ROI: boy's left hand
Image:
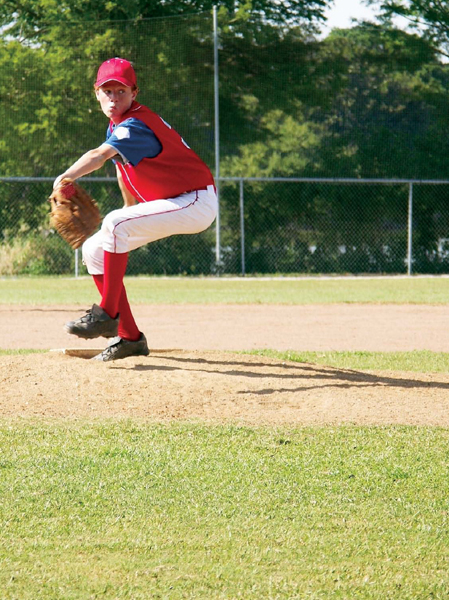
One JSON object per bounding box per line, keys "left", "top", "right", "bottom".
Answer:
{"left": 48, "top": 178, "right": 102, "bottom": 249}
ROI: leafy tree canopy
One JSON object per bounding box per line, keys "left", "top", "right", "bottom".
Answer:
{"left": 317, "top": 24, "right": 449, "bottom": 178}
{"left": 223, "top": 23, "right": 449, "bottom": 180}
{"left": 223, "top": 107, "right": 324, "bottom": 177}
{"left": 367, "top": 0, "right": 449, "bottom": 58}
{"left": 0, "top": 0, "right": 329, "bottom": 42}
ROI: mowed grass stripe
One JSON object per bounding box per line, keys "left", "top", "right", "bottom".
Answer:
{"left": 0, "top": 422, "right": 448, "bottom": 599}
{"left": 1, "top": 275, "right": 449, "bottom": 304}
{"left": 248, "top": 349, "right": 449, "bottom": 373}
{"left": 2, "top": 348, "right": 449, "bottom": 373}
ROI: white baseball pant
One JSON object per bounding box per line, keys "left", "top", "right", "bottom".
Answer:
{"left": 82, "top": 185, "right": 217, "bottom": 275}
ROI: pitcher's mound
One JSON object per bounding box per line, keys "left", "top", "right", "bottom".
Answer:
{"left": 1, "top": 350, "right": 448, "bottom": 426}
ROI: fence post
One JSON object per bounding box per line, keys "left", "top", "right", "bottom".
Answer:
{"left": 75, "top": 248, "right": 79, "bottom": 278}
{"left": 239, "top": 178, "right": 245, "bottom": 276}
{"left": 407, "top": 182, "right": 413, "bottom": 275}
{"left": 213, "top": 5, "right": 221, "bottom": 267}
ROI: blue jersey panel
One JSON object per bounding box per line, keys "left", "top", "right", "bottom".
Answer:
{"left": 105, "top": 118, "right": 162, "bottom": 166}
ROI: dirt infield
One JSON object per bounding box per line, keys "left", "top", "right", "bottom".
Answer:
{"left": 1, "top": 303, "right": 449, "bottom": 426}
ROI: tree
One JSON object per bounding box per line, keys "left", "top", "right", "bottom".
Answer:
{"left": 0, "top": 14, "right": 218, "bottom": 176}
{"left": 221, "top": 23, "right": 449, "bottom": 180}
{"left": 0, "top": 0, "right": 329, "bottom": 41}
{"left": 315, "top": 24, "right": 449, "bottom": 179}
{"left": 218, "top": 23, "right": 449, "bottom": 273}
{"left": 0, "top": 1, "right": 330, "bottom": 178}
{"left": 367, "top": 0, "right": 449, "bottom": 59}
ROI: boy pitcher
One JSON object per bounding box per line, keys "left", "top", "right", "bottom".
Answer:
{"left": 55, "top": 57, "right": 217, "bottom": 361}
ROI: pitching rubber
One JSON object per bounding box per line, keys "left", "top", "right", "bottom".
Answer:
{"left": 50, "top": 348, "right": 180, "bottom": 359}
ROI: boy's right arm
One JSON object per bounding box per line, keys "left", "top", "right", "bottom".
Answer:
{"left": 53, "top": 144, "right": 117, "bottom": 189}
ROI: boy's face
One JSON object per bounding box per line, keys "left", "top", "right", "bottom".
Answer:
{"left": 95, "top": 81, "right": 137, "bottom": 123}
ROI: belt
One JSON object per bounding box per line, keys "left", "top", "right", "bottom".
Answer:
{"left": 184, "top": 186, "right": 209, "bottom": 194}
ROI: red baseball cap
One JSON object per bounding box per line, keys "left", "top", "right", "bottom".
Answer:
{"left": 95, "top": 57, "right": 137, "bottom": 88}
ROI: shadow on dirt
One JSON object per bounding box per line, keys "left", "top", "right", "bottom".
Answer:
{"left": 110, "top": 353, "right": 449, "bottom": 395}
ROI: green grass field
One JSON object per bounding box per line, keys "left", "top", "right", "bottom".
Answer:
{"left": 2, "top": 347, "right": 449, "bottom": 372}
{"left": 1, "top": 274, "right": 449, "bottom": 304}
{"left": 1, "top": 422, "right": 449, "bottom": 599}
{"left": 1, "top": 276, "right": 449, "bottom": 598}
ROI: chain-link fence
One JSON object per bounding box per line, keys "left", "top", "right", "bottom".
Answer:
{"left": 2, "top": 10, "right": 449, "bottom": 278}
{"left": 220, "top": 178, "right": 449, "bottom": 276}
{"left": 2, "top": 176, "right": 449, "bottom": 276}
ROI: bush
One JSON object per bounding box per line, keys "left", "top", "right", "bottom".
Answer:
{"left": 0, "top": 233, "right": 75, "bottom": 275}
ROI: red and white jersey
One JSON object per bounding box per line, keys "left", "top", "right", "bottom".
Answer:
{"left": 106, "top": 102, "right": 215, "bottom": 202}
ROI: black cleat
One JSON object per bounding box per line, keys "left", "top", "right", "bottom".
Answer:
{"left": 92, "top": 333, "right": 150, "bottom": 362}
{"left": 65, "top": 304, "right": 119, "bottom": 339}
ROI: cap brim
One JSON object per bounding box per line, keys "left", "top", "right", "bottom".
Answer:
{"left": 95, "top": 76, "right": 135, "bottom": 88}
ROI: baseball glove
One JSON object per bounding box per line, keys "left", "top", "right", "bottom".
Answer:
{"left": 49, "top": 178, "right": 101, "bottom": 249}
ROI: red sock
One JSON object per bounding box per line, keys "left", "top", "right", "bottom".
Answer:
{"left": 117, "top": 286, "right": 140, "bottom": 341}
{"left": 100, "top": 251, "right": 128, "bottom": 319}
{"left": 93, "top": 271, "right": 140, "bottom": 341}
{"left": 93, "top": 274, "right": 104, "bottom": 296}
